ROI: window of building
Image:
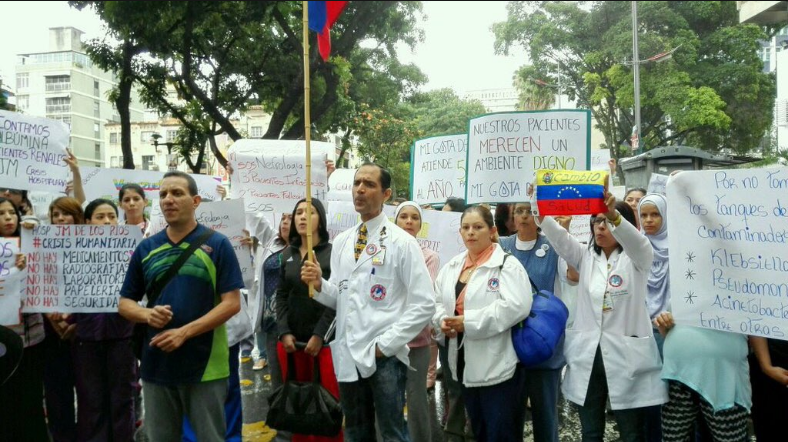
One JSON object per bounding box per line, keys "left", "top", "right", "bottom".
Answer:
{"left": 142, "top": 155, "right": 155, "bottom": 171}
{"left": 251, "top": 126, "right": 263, "bottom": 138}
{"left": 95, "top": 144, "right": 102, "bottom": 161}
{"left": 141, "top": 131, "right": 155, "bottom": 143}
{"left": 45, "top": 97, "right": 71, "bottom": 114}
{"left": 16, "top": 73, "right": 28, "bottom": 89}
{"left": 17, "top": 95, "right": 29, "bottom": 111}
{"left": 45, "top": 75, "right": 71, "bottom": 92}
{"left": 111, "top": 156, "right": 120, "bottom": 168}
{"left": 94, "top": 101, "right": 100, "bottom": 118}
{"left": 94, "top": 80, "right": 100, "bottom": 97}
{"left": 166, "top": 130, "right": 178, "bottom": 142}
{"left": 47, "top": 114, "right": 71, "bottom": 126}
{"left": 110, "top": 132, "right": 119, "bottom": 144}
{"left": 94, "top": 123, "right": 100, "bottom": 139}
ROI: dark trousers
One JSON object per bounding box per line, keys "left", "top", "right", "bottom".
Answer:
{"left": 73, "top": 339, "right": 137, "bottom": 442}
{"left": 462, "top": 364, "right": 528, "bottom": 442}
{"left": 0, "top": 341, "right": 49, "bottom": 442}
{"left": 578, "top": 346, "right": 645, "bottom": 442}
{"left": 749, "top": 353, "right": 788, "bottom": 442}
{"left": 438, "top": 344, "right": 473, "bottom": 440}
{"left": 338, "top": 356, "right": 408, "bottom": 442}
{"left": 43, "top": 331, "right": 77, "bottom": 442}
{"left": 523, "top": 368, "right": 561, "bottom": 442}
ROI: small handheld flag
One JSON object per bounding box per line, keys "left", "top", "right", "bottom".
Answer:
{"left": 536, "top": 169, "right": 609, "bottom": 216}
{"left": 308, "top": 1, "right": 349, "bottom": 62}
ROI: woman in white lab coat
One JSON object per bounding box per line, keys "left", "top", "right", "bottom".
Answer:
{"left": 538, "top": 192, "right": 667, "bottom": 442}
{"left": 433, "top": 205, "right": 532, "bottom": 442}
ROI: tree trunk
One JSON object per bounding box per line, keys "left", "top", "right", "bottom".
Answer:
{"left": 119, "top": 38, "right": 135, "bottom": 170}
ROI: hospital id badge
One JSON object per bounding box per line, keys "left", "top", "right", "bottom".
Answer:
{"left": 602, "top": 292, "right": 614, "bottom": 312}
{"left": 372, "top": 246, "right": 386, "bottom": 266}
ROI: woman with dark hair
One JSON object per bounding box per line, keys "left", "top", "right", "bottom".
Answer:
{"left": 624, "top": 188, "right": 647, "bottom": 229}
{"left": 442, "top": 197, "right": 466, "bottom": 213}
{"left": 538, "top": 193, "right": 667, "bottom": 441}
{"left": 119, "top": 183, "right": 148, "bottom": 233}
{"left": 69, "top": 199, "right": 136, "bottom": 442}
{"left": 42, "top": 196, "right": 85, "bottom": 442}
{"left": 494, "top": 203, "right": 515, "bottom": 237}
{"left": 274, "top": 198, "right": 339, "bottom": 442}
{"left": 0, "top": 197, "right": 49, "bottom": 441}
{"left": 433, "top": 205, "right": 532, "bottom": 441}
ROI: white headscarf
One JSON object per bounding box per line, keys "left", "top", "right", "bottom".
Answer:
{"left": 394, "top": 201, "right": 423, "bottom": 222}
{"left": 638, "top": 193, "right": 669, "bottom": 318}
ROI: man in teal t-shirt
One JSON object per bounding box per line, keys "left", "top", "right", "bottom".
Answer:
{"left": 119, "top": 171, "right": 243, "bottom": 442}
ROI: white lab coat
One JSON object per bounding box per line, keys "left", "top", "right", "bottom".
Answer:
{"left": 540, "top": 216, "right": 668, "bottom": 410}
{"left": 315, "top": 212, "right": 436, "bottom": 382}
{"left": 432, "top": 245, "right": 532, "bottom": 387}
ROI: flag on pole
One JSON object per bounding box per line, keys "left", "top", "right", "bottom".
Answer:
{"left": 536, "top": 169, "right": 609, "bottom": 216}
{"left": 308, "top": 1, "right": 349, "bottom": 61}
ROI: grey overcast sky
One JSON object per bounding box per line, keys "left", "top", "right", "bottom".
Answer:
{"left": 0, "top": 1, "right": 526, "bottom": 94}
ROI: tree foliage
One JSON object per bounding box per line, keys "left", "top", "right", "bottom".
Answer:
{"left": 494, "top": 1, "right": 775, "bottom": 163}
{"left": 0, "top": 79, "right": 8, "bottom": 111}
{"left": 71, "top": 1, "right": 427, "bottom": 172}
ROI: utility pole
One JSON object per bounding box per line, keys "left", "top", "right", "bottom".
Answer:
{"left": 632, "top": 1, "right": 642, "bottom": 154}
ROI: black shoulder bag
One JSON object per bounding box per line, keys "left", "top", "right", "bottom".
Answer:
{"left": 131, "top": 229, "right": 215, "bottom": 359}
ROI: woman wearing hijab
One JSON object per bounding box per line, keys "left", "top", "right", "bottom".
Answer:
{"left": 394, "top": 201, "right": 440, "bottom": 442}
{"left": 650, "top": 191, "right": 752, "bottom": 441}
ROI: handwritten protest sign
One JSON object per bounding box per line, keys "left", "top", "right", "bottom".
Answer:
{"left": 411, "top": 134, "right": 467, "bottom": 205}
{"left": 0, "top": 110, "right": 70, "bottom": 193}
{"left": 227, "top": 139, "right": 333, "bottom": 213}
{"left": 327, "top": 168, "right": 355, "bottom": 202}
{"left": 568, "top": 215, "right": 592, "bottom": 244}
{"left": 327, "top": 201, "right": 465, "bottom": 267}
{"left": 148, "top": 199, "right": 254, "bottom": 286}
{"left": 466, "top": 110, "right": 590, "bottom": 204}
{"left": 590, "top": 149, "right": 611, "bottom": 172}
{"left": 535, "top": 170, "right": 608, "bottom": 216}
{"left": 80, "top": 166, "right": 222, "bottom": 213}
{"left": 668, "top": 169, "right": 788, "bottom": 341}
{"left": 648, "top": 173, "right": 669, "bottom": 195}
{"left": 21, "top": 225, "right": 142, "bottom": 313}
{"left": 0, "top": 239, "right": 22, "bottom": 326}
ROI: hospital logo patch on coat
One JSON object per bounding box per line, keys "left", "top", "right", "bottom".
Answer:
{"left": 608, "top": 274, "right": 623, "bottom": 287}
{"left": 487, "top": 278, "right": 500, "bottom": 291}
{"left": 370, "top": 284, "right": 387, "bottom": 301}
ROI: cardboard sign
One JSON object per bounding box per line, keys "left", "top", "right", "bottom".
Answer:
{"left": 227, "top": 139, "right": 333, "bottom": 213}
{"left": 0, "top": 110, "right": 70, "bottom": 193}
{"left": 80, "top": 166, "right": 222, "bottom": 209}
{"left": 466, "top": 110, "right": 590, "bottom": 204}
{"left": 410, "top": 134, "right": 467, "bottom": 205}
{"left": 668, "top": 169, "right": 788, "bottom": 341}
{"left": 327, "top": 201, "right": 465, "bottom": 268}
{"left": 21, "top": 225, "right": 143, "bottom": 313}
{"left": 148, "top": 199, "right": 254, "bottom": 287}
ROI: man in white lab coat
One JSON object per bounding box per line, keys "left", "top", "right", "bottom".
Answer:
{"left": 302, "top": 163, "right": 435, "bottom": 442}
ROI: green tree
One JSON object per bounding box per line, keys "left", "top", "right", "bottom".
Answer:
{"left": 408, "top": 88, "right": 487, "bottom": 135}
{"left": 494, "top": 1, "right": 775, "bottom": 166}
{"left": 513, "top": 65, "right": 556, "bottom": 111}
{"left": 0, "top": 79, "right": 8, "bottom": 111}
{"left": 72, "top": 1, "right": 426, "bottom": 172}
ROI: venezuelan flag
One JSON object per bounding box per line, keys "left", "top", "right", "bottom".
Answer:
{"left": 536, "top": 169, "right": 608, "bottom": 216}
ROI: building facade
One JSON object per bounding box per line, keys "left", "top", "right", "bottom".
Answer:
{"left": 14, "top": 27, "right": 145, "bottom": 167}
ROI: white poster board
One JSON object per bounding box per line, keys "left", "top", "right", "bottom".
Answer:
{"left": 0, "top": 238, "right": 23, "bottom": 326}
{"left": 21, "top": 225, "right": 143, "bottom": 313}
{"left": 327, "top": 201, "right": 465, "bottom": 268}
{"left": 648, "top": 173, "right": 669, "bottom": 195}
{"left": 327, "top": 168, "right": 355, "bottom": 202}
{"left": 80, "top": 166, "right": 222, "bottom": 208}
{"left": 148, "top": 199, "right": 254, "bottom": 287}
{"left": 227, "top": 139, "right": 333, "bottom": 213}
{"left": 466, "top": 110, "right": 590, "bottom": 204}
{"left": 568, "top": 215, "right": 592, "bottom": 244}
{"left": 667, "top": 169, "right": 788, "bottom": 340}
{"left": 590, "top": 149, "right": 612, "bottom": 172}
{"left": 0, "top": 110, "right": 71, "bottom": 193}
{"left": 410, "top": 134, "right": 467, "bottom": 205}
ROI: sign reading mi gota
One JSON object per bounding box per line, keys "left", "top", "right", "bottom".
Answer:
{"left": 21, "top": 224, "right": 143, "bottom": 313}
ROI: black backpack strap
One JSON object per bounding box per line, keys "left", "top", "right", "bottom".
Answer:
{"left": 147, "top": 228, "right": 215, "bottom": 306}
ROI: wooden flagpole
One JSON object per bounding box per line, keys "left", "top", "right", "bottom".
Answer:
{"left": 303, "top": 1, "right": 315, "bottom": 297}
